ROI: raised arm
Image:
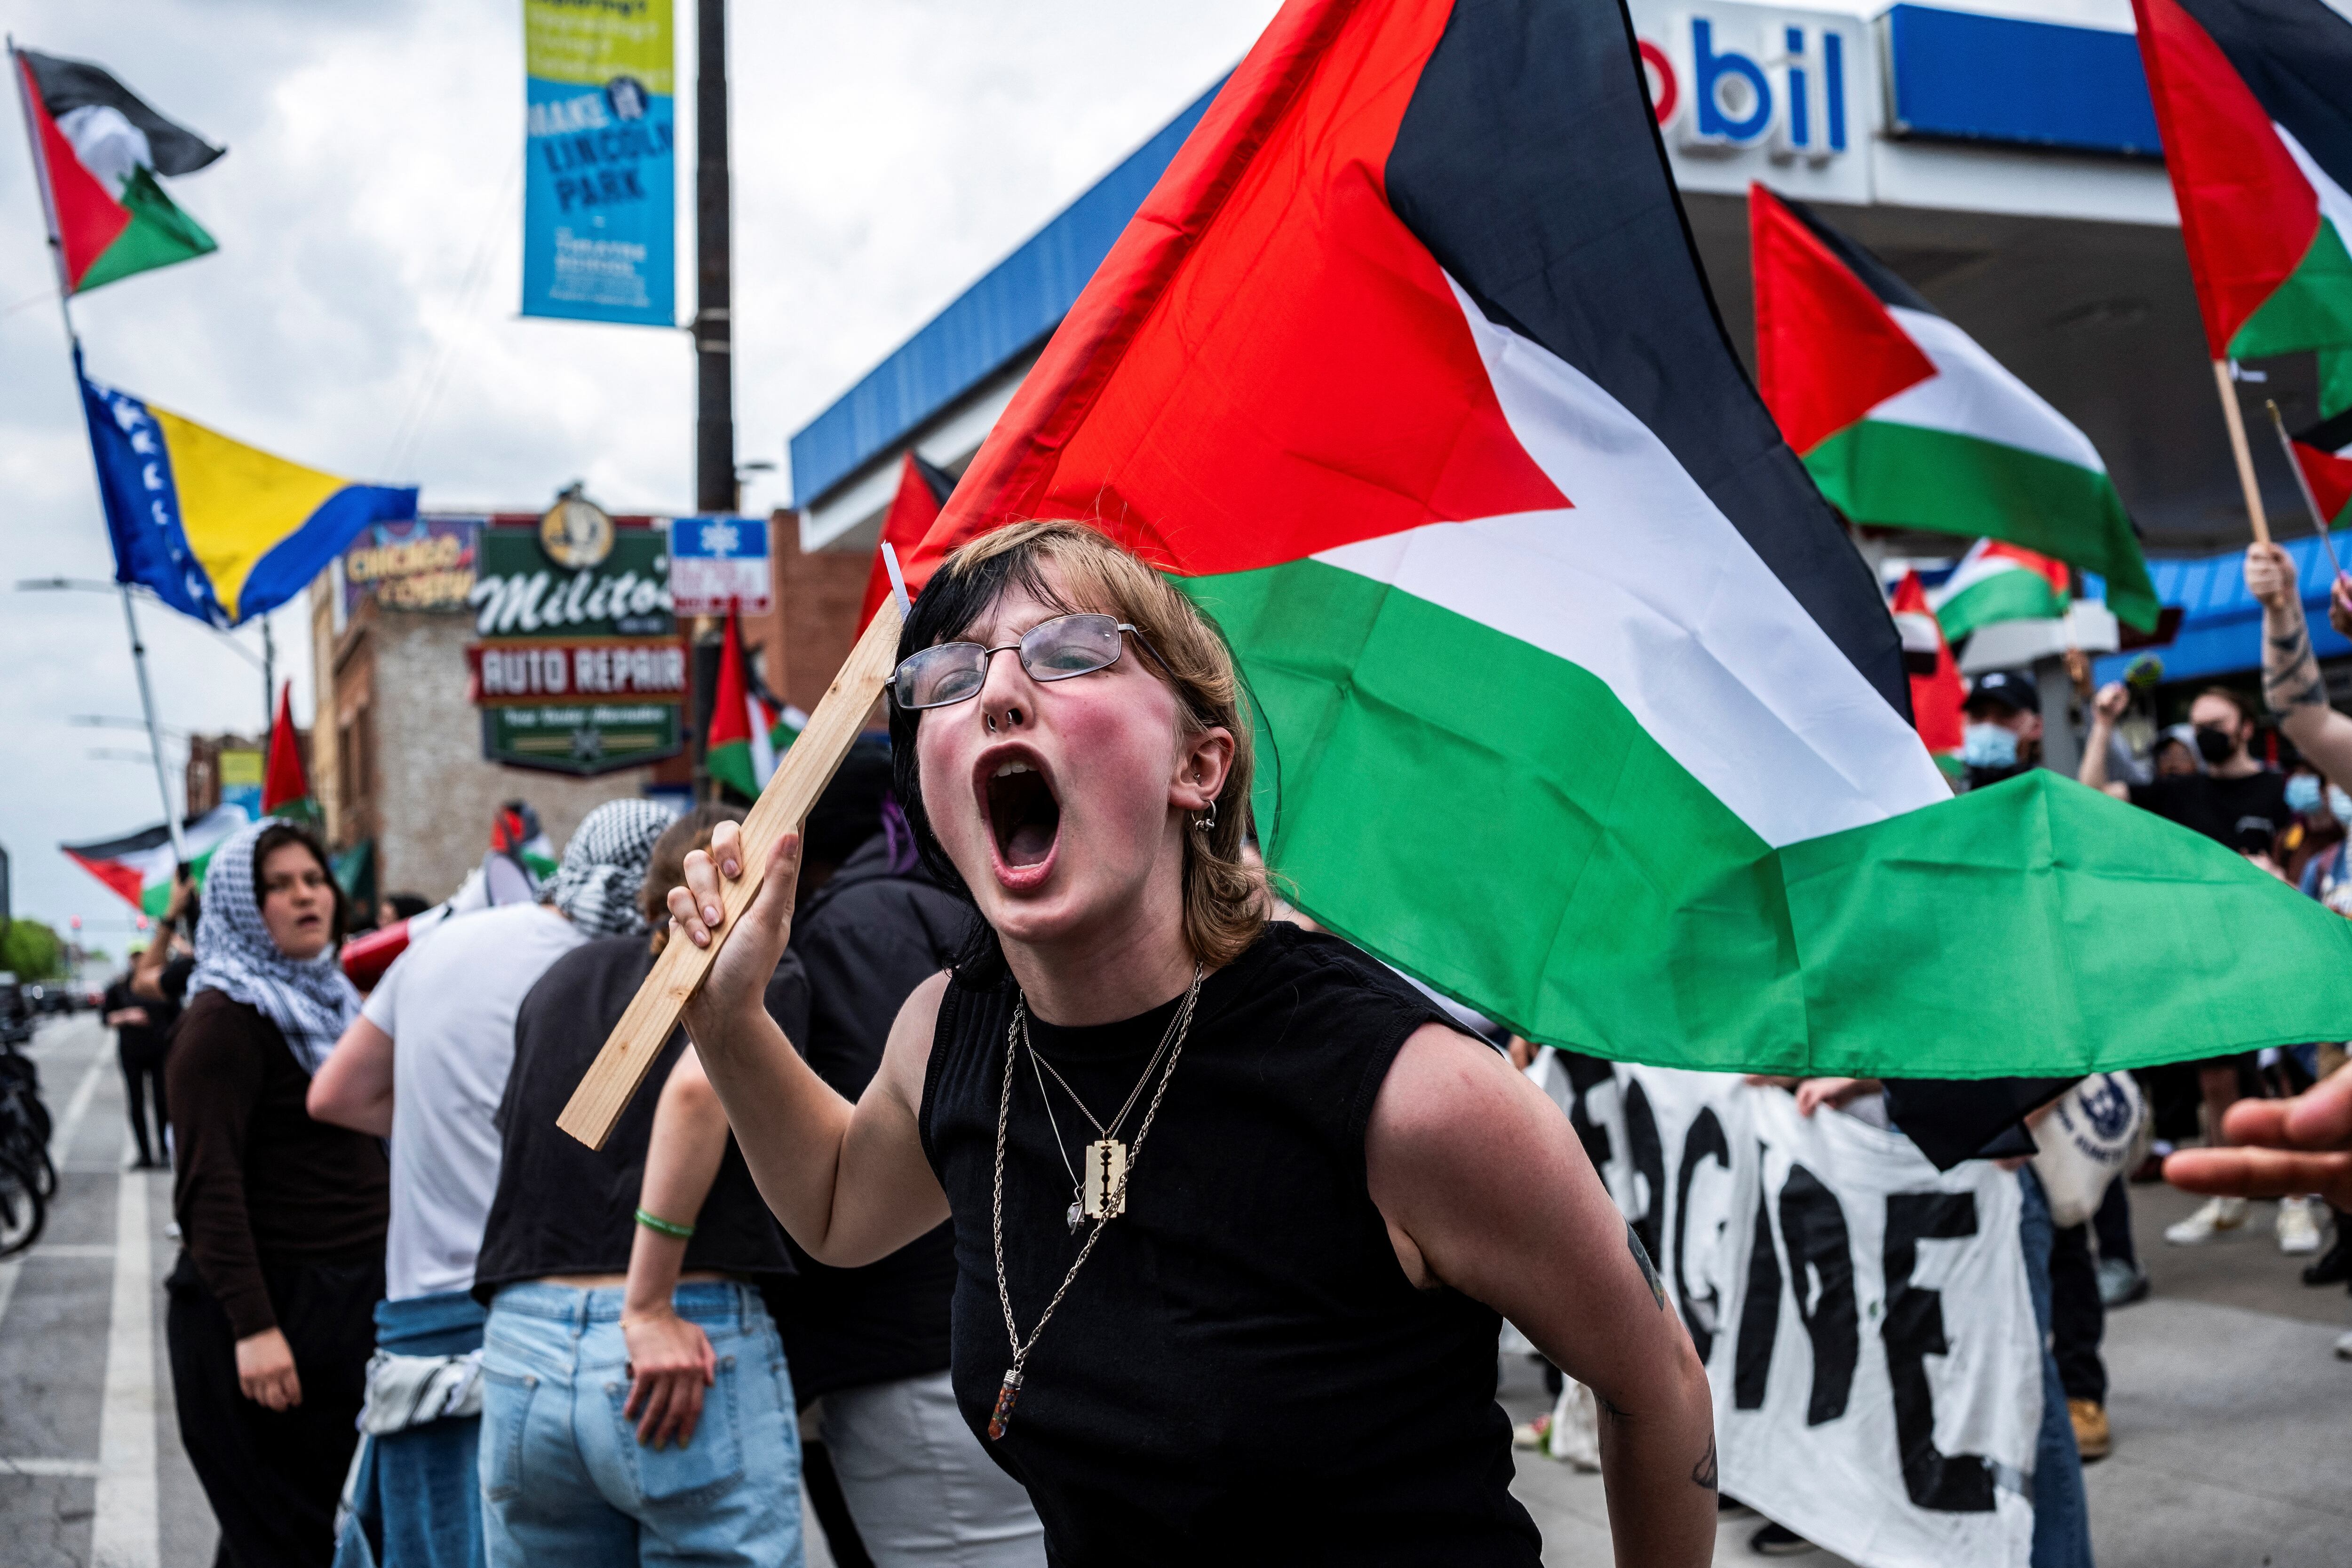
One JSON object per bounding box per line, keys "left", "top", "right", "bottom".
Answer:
{"left": 2080, "top": 684, "right": 2130, "bottom": 797}
{"left": 620, "top": 1046, "right": 728, "bottom": 1449}
{"left": 1367, "top": 1025, "right": 1716, "bottom": 1568}
{"left": 668, "top": 821, "right": 949, "bottom": 1267}
{"left": 2249, "top": 543, "right": 2352, "bottom": 786}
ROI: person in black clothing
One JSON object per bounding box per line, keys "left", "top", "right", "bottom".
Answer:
{"left": 1958, "top": 668, "right": 2043, "bottom": 792}
{"left": 104, "top": 955, "right": 172, "bottom": 1169}
{"left": 472, "top": 804, "right": 810, "bottom": 1568}
{"left": 165, "top": 820, "right": 388, "bottom": 1568}
{"left": 666, "top": 522, "right": 1716, "bottom": 1566}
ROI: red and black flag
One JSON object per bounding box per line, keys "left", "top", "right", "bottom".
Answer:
{"left": 2131, "top": 0, "right": 2352, "bottom": 370}
{"left": 858, "top": 451, "right": 955, "bottom": 631}
{"left": 11, "top": 44, "right": 223, "bottom": 293}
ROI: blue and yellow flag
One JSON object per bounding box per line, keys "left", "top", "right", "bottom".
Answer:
{"left": 78, "top": 349, "right": 416, "bottom": 626}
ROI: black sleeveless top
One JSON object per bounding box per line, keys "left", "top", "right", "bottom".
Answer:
{"left": 920, "top": 923, "right": 1541, "bottom": 1565}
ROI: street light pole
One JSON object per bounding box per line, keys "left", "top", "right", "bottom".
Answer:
{"left": 117, "top": 586, "right": 187, "bottom": 864}
{"left": 693, "top": 0, "right": 734, "bottom": 515}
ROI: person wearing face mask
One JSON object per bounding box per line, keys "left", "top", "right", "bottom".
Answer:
{"left": 2277, "top": 767, "right": 2348, "bottom": 887}
{"left": 166, "top": 819, "right": 389, "bottom": 1567}
{"left": 1958, "top": 670, "right": 2043, "bottom": 790}
{"left": 2082, "top": 684, "right": 2293, "bottom": 857}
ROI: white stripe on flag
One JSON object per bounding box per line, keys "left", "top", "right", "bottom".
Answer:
{"left": 746, "top": 689, "right": 777, "bottom": 788}
{"left": 1867, "top": 309, "right": 2106, "bottom": 474}
{"left": 1315, "top": 275, "right": 1948, "bottom": 850}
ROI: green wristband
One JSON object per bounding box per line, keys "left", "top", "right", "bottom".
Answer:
{"left": 634, "top": 1207, "right": 695, "bottom": 1240}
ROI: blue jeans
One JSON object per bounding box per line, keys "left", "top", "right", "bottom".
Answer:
{"left": 479, "top": 1281, "right": 803, "bottom": 1568}
{"left": 334, "top": 1290, "right": 491, "bottom": 1568}
{"left": 2019, "top": 1169, "right": 2096, "bottom": 1568}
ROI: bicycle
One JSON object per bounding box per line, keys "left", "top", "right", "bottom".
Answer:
{"left": 0, "top": 1042, "right": 51, "bottom": 1256}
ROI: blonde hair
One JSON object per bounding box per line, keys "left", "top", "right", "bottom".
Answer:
{"left": 889, "top": 520, "right": 1267, "bottom": 967}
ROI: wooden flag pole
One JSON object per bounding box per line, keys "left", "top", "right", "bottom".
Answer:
{"left": 557, "top": 595, "right": 905, "bottom": 1148}
{"left": 2212, "top": 358, "right": 2274, "bottom": 547}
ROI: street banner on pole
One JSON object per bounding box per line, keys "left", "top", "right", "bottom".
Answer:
{"left": 667, "top": 514, "right": 771, "bottom": 614}
{"left": 521, "top": 0, "right": 676, "bottom": 326}
{"left": 1542, "top": 1061, "right": 2040, "bottom": 1568}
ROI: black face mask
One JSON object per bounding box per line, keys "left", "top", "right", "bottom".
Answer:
{"left": 2194, "top": 725, "right": 2239, "bottom": 765}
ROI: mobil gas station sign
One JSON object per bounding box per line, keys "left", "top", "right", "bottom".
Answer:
{"left": 1629, "top": 1, "right": 1876, "bottom": 204}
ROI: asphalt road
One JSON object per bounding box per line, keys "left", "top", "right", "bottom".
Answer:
{"left": 5, "top": 1013, "right": 2346, "bottom": 1566}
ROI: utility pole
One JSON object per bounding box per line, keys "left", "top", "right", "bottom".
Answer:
{"left": 693, "top": 0, "right": 734, "bottom": 514}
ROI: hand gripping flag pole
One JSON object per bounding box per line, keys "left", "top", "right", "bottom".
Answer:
{"left": 556, "top": 554, "right": 909, "bottom": 1149}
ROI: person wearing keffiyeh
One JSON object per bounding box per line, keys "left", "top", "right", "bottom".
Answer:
{"left": 165, "top": 817, "right": 390, "bottom": 1568}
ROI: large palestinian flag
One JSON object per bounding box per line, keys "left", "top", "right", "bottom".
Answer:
{"left": 2132, "top": 0, "right": 2352, "bottom": 367}
{"left": 907, "top": 0, "right": 2352, "bottom": 1076}
{"left": 1750, "top": 184, "right": 2158, "bottom": 632}
{"left": 12, "top": 45, "right": 222, "bottom": 294}
{"left": 63, "top": 806, "right": 247, "bottom": 918}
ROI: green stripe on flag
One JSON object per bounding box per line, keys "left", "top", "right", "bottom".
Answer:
{"left": 2230, "top": 217, "right": 2352, "bottom": 364}
{"left": 708, "top": 738, "right": 760, "bottom": 800}
{"left": 1936, "top": 568, "right": 2068, "bottom": 644}
{"left": 1184, "top": 557, "right": 2352, "bottom": 1076}
{"left": 1804, "top": 420, "right": 2157, "bottom": 630}
{"left": 76, "top": 166, "right": 216, "bottom": 293}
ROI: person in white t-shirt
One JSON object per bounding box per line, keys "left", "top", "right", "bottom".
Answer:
{"left": 308, "top": 798, "right": 674, "bottom": 1568}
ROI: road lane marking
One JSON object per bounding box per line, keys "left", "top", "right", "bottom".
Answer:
{"left": 90, "top": 1126, "right": 157, "bottom": 1568}
{"left": 0, "top": 1457, "right": 102, "bottom": 1477}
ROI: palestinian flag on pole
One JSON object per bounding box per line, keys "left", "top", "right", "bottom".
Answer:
{"left": 1750, "top": 184, "right": 2158, "bottom": 631}
{"left": 1932, "top": 539, "right": 2073, "bottom": 644}
{"left": 2289, "top": 406, "right": 2352, "bottom": 524}
{"left": 859, "top": 453, "right": 956, "bottom": 632}
{"left": 63, "top": 805, "right": 246, "bottom": 917}
{"left": 11, "top": 44, "right": 222, "bottom": 294}
{"left": 905, "top": 0, "right": 2352, "bottom": 1076}
{"left": 705, "top": 612, "right": 805, "bottom": 800}
{"left": 2131, "top": 0, "right": 2352, "bottom": 367}
{"left": 262, "top": 682, "right": 318, "bottom": 823}
{"left": 1890, "top": 570, "right": 1965, "bottom": 768}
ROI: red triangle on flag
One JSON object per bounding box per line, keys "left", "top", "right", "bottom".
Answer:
{"left": 903, "top": 0, "right": 1568, "bottom": 588}
{"left": 1891, "top": 570, "right": 1965, "bottom": 756}
{"left": 2293, "top": 436, "right": 2352, "bottom": 527}
{"left": 13, "top": 50, "right": 132, "bottom": 289}
{"left": 262, "top": 682, "right": 309, "bottom": 814}
{"left": 1749, "top": 183, "right": 1937, "bottom": 458}
{"left": 859, "top": 453, "right": 952, "bottom": 631}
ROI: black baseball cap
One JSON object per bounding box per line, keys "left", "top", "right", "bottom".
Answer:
{"left": 1963, "top": 670, "right": 2040, "bottom": 716}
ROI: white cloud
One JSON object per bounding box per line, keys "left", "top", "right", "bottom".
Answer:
{"left": 0, "top": 0, "right": 1279, "bottom": 934}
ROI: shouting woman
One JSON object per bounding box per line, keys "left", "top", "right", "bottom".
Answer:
{"left": 669, "top": 522, "right": 1715, "bottom": 1565}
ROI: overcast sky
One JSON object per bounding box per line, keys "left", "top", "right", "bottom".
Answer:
{"left": 0, "top": 0, "right": 1284, "bottom": 939}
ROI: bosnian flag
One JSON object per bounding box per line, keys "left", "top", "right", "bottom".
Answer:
{"left": 11, "top": 45, "right": 222, "bottom": 294}
{"left": 1890, "top": 571, "right": 1965, "bottom": 766}
{"left": 1750, "top": 184, "right": 2157, "bottom": 632}
{"left": 859, "top": 453, "right": 956, "bottom": 632}
{"left": 63, "top": 806, "right": 247, "bottom": 917}
{"left": 1932, "top": 539, "right": 2073, "bottom": 645}
{"left": 2132, "top": 0, "right": 2352, "bottom": 367}
{"left": 908, "top": 0, "right": 2352, "bottom": 1075}
{"left": 2290, "top": 406, "right": 2352, "bottom": 525}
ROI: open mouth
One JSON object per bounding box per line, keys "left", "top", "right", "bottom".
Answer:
{"left": 985, "top": 758, "right": 1062, "bottom": 870}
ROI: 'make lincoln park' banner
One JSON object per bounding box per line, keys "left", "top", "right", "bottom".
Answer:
{"left": 1533, "top": 1059, "right": 2042, "bottom": 1568}
{"left": 465, "top": 504, "right": 683, "bottom": 775}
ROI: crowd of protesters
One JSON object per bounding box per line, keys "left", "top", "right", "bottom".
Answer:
{"left": 88, "top": 524, "right": 2352, "bottom": 1568}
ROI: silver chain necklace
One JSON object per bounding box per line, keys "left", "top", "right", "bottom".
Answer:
{"left": 1026, "top": 996, "right": 1188, "bottom": 1232}
{"left": 988, "top": 964, "right": 1204, "bottom": 1441}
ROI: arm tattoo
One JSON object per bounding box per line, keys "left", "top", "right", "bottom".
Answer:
{"left": 1627, "top": 1221, "right": 1667, "bottom": 1311}
{"left": 2264, "top": 611, "right": 2329, "bottom": 711}
{"left": 1692, "top": 1435, "right": 1719, "bottom": 1491}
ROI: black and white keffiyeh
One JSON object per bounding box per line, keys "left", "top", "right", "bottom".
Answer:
{"left": 189, "top": 820, "right": 361, "bottom": 1076}
{"left": 547, "top": 799, "right": 676, "bottom": 939}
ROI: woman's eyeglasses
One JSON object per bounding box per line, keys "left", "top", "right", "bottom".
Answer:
{"left": 887, "top": 612, "right": 1164, "bottom": 711}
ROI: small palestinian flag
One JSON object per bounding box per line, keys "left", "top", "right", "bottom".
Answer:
{"left": 261, "top": 683, "right": 317, "bottom": 822}
{"left": 1932, "top": 539, "right": 2073, "bottom": 644}
{"left": 12, "top": 45, "right": 223, "bottom": 294}
{"left": 2133, "top": 0, "right": 2352, "bottom": 368}
{"left": 2290, "top": 407, "right": 2352, "bottom": 525}
{"left": 705, "top": 611, "right": 805, "bottom": 800}
{"left": 904, "top": 0, "right": 2352, "bottom": 1076}
{"left": 859, "top": 453, "right": 955, "bottom": 632}
{"left": 1750, "top": 183, "right": 2157, "bottom": 632}
{"left": 62, "top": 806, "right": 247, "bottom": 917}
{"left": 1890, "top": 570, "right": 1965, "bottom": 767}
